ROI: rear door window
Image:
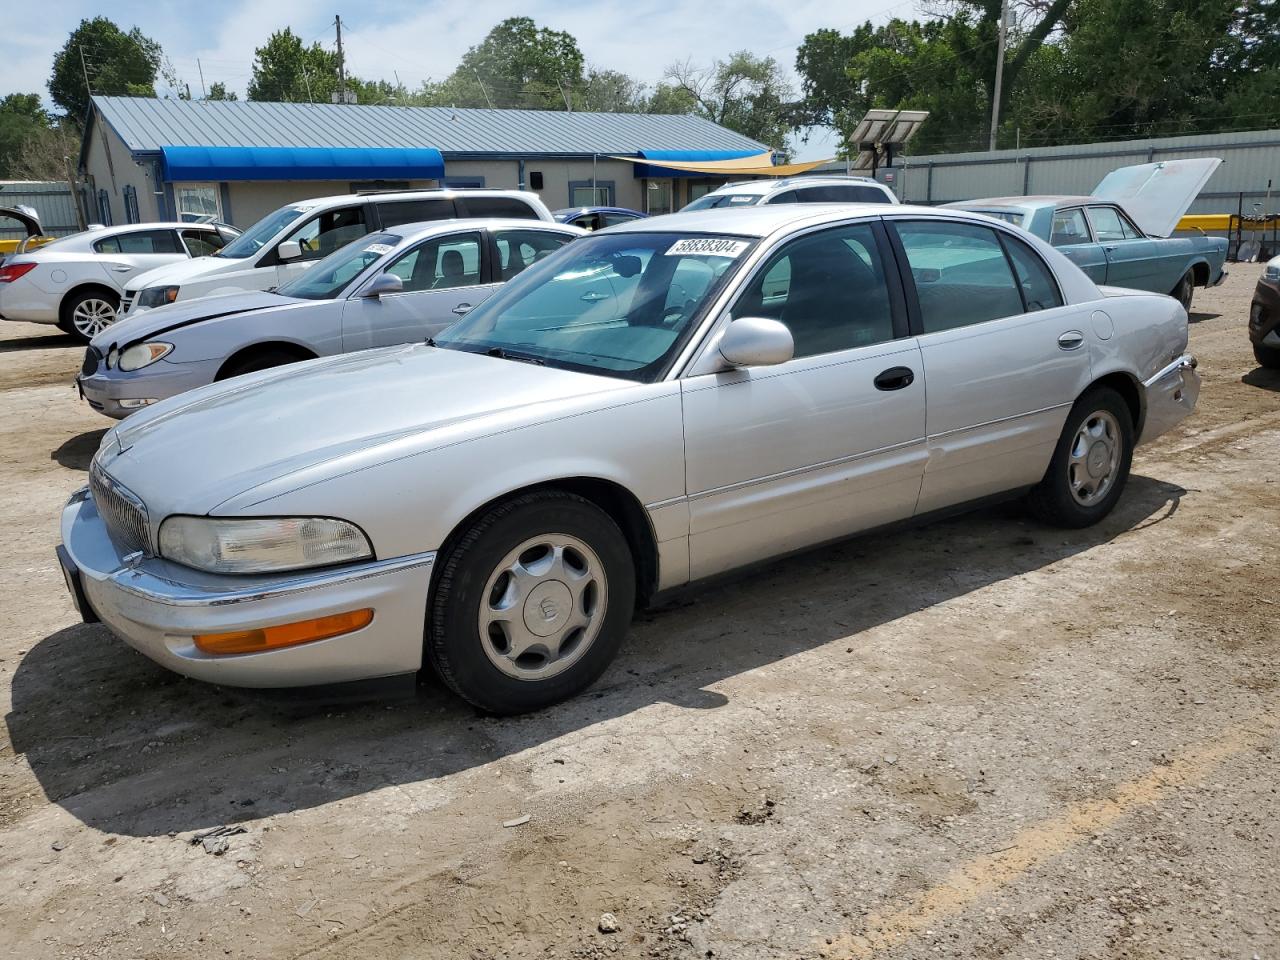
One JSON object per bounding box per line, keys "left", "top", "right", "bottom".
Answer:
{"left": 892, "top": 220, "right": 1026, "bottom": 332}
{"left": 458, "top": 196, "right": 540, "bottom": 219}
{"left": 1050, "top": 208, "right": 1091, "bottom": 246}
{"left": 1001, "top": 235, "right": 1064, "bottom": 312}
{"left": 493, "top": 229, "right": 573, "bottom": 280}
{"left": 95, "top": 230, "right": 182, "bottom": 254}
{"left": 377, "top": 198, "right": 456, "bottom": 228}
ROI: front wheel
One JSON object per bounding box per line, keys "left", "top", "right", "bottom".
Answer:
{"left": 1255, "top": 343, "right": 1280, "bottom": 369}
{"left": 1028, "top": 387, "right": 1134, "bottom": 528}
{"left": 427, "top": 491, "right": 636, "bottom": 714}
{"left": 61, "top": 289, "right": 119, "bottom": 342}
{"left": 1172, "top": 271, "right": 1195, "bottom": 313}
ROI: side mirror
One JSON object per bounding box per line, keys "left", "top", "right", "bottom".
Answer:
{"left": 276, "top": 240, "right": 302, "bottom": 261}
{"left": 361, "top": 272, "right": 404, "bottom": 299}
{"left": 718, "top": 316, "right": 794, "bottom": 368}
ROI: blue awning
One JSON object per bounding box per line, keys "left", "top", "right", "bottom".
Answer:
{"left": 632, "top": 149, "right": 765, "bottom": 179}
{"left": 160, "top": 145, "right": 446, "bottom": 182}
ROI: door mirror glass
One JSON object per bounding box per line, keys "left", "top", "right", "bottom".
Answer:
{"left": 277, "top": 240, "right": 302, "bottom": 261}
{"left": 361, "top": 272, "right": 404, "bottom": 298}
{"left": 718, "top": 316, "right": 794, "bottom": 368}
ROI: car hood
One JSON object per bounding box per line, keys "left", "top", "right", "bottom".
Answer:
{"left": 125, "top": 255, "right": 246, "bottom": 291}
{"left": 93, "top": 345, "right": 633, "bottom": 518}
{"left": 90, "top": 291, "right": 298, "bottom": 351}
{"left": 1093, "top": 158, "right": 1221, "bottom": 239}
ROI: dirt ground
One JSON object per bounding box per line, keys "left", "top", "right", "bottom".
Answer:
{"left": 0, "top": 267, "right": 1277, "bottom": 960}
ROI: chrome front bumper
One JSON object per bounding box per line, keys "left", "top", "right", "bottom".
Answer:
{"left": 59, "top": 490, "right": 435, "bottom": 687}
{"left": 1138, "top": 353, "right": 1200, "bottom": 445}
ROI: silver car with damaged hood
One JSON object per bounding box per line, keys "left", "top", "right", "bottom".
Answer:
{"left": 78, "top": 219, "right": 582, "bottom": 418}
{"left": 58, "top": 204, "right": 1200, "bottom": 714}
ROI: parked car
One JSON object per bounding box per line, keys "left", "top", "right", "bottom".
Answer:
{"left": 946, "top": 159, "right": 1227, "bottom": 311}
{"left": 553, "top": 206, "right": 646, "bottom": 231}
{"left": 0, "top": 222, "right": 239, "bottom": 341}
{"left": 121, "top": 189, "right": 555, "bottom": 317}
{"left": 0, "top": 204, "right": 53, "bottom": 262}
{"left": 58, "top": 204, "right": 1199, "bottom": 713}
{"left": 77, "top": 219, "right": 584, "bottom": 418}
{"left": 681, "top": 175, "right": 898, "bottom": 211}
{"left": 1249, "top": 255, "right": 1280, "bottom": 368}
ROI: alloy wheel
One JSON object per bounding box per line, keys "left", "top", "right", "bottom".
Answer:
{"left": 71, "top": 298, "right": 117, "bottom": 338}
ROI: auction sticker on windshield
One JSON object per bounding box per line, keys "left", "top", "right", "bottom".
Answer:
{"left": 666, "top": 238, "right": 750, "bottom": 258}
{"left": 364, "top": 243, "right": 394, "bottom": 255}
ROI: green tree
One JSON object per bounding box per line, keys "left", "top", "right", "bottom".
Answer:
{"left": 206, "top": 82, "right": 237, "bottom": 102}
{"left": 0, "top": 94, "right": 53, "bottom": 178}
{"left": 48, "top": 17, "right": 162, "bottom": 120}
{"left": 434, "top": 17, "right": 585, "bottom": 109}
{"left": 664, "top": 52, "right": 794, "bottom": 154}
{"left": 574, "top": 68, "right": 650, "bottom": 113}
{"left": 248, "top": 29, "right": 342, "bottom": 102}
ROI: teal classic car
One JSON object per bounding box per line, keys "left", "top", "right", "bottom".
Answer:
{"left": 946, "top": 159, "right": 1227, "bottom": 312}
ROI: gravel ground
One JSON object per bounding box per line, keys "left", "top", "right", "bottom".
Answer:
{"left": 0, "top": 267, "right": 1276, "bottom": 960}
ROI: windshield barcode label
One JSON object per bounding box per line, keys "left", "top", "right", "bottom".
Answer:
{"left": 665, "top": 238, "right": 750, "bottom": 258}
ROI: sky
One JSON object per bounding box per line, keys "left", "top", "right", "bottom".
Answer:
{"left": 0, "top": 0, "right": 923, "bottom": 161}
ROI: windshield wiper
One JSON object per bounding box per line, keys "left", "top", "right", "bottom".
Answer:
{"left": 486, "top": 346, "right": 544, "bottom": 366}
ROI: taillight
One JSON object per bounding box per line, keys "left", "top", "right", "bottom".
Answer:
{"left": 0, "top": 262, "right": 36, "bottom": 283}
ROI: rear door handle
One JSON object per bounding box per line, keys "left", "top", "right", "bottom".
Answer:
{"left": 873, "top": 366, "right": 915, "bottom": 391}
{"left": 452, "top": 303, "right": 472, "bottom": 316}
{"left": 1058, "top": 331, "right": 1085, "bottom": 350}
{"left": 580, "top": 291, "right": 608, "bottom": 302}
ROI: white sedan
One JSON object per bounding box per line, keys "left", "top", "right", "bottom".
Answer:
{"left": 0, "top": 222, "right": 238, "bottom": 341}
{"left": 58, "top": 204, "right": 1199, "bottom": 714}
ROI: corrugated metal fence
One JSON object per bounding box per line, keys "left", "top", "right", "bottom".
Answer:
{"left": 0, "top": 181, "right": 84, "bottom": 239}
{"left": 861, "top": 128, "right": 1280, "bottom": 218}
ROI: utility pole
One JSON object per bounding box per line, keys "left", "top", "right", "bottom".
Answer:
{"left": 473, "top": 70, "right": 494, "bottom": 109}
{"left": 78, "top": 45, "right": 92, "bottom": 101}
{"left": 988, "top": 0, "right": 1010, "bottom": 151}
{"left": 335, "top": 15, "right": 348, "bottom": 104}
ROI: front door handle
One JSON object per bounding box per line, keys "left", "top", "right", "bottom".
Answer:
{"left": 452, "top": 303, "right": 472, "bottom": 316}
{"left": 1058, "top": 331, "right": 1085, "bottom": 350}
{"left": 580, "top": 291, "right": 608, "bottom": 302}
{"left": 873, "top": 366, "right": 915, "bottom": 391}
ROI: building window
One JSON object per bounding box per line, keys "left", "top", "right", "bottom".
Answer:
{"left": 645, "top": 180, "right": 673, "bottom": 216}
{"left": 122, "top": 185, "right": 140, "bottom": 224}
{"left": 174, "top": 183, "right": 221, "bottom": 222}
{"left": 569, "top": 180, "right": 615, "bottom": 206}
{"left": 96, "top": 189, "right": 113, "bottom": 226}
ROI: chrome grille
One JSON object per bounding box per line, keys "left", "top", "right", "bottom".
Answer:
{"left": 89, "top": 461, "right": 152, "bottom": 556}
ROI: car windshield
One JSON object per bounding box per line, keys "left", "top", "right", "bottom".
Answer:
{"left": 682, "top": 193, "right": 764, "bottom": 211}
{"left": 215, "top": 205, "right": 311, "bottom": 259}
{"left": 434, "top": 231, "right": 756, "bottom": 382}
{"left": 276, "top": 232, "right": 400, "bottom": 300}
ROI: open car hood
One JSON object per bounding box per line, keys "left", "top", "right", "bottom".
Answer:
{"left": 1093, "top": 158, "right": 1221, "bottom": 238}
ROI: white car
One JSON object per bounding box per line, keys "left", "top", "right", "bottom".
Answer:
{"left": 682, "top": 175, "right": 899, "bottom": 211}
{"left": 59, "top": 204, "right": 1199, "bottom": 714}
{"left": 0, "top": 222, "right": 237, "bottom": 341}
{"left": 121, "top": 189, "right": 555, "bottom": 317}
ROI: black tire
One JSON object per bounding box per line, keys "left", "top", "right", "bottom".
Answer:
{"left": 427, "top": 491, "right": 635, "bottom": 714}
{"left": 1254, "top": 343, "right": 1280, "bottom": 369}
{"left": 1172, "top": 270, "right": 1194, "bottom": 313}
{"left": 60, "top": 288, "right": 119, "bottom": 343}
{"left": 218, "top": 349, "right": 309, "bottom": 380}
{"left": 1027, "top": 387, "right": 1134, "bottom": 528}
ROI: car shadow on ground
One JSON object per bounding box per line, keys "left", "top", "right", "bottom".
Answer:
{"left": 1187, "top": 309, "right": 1221, "bottom": 324}
{"left": 0, "top": 333, "right": 79, "bottom": 352}
{"left": 1242, "top": 366, "right": 1280, "bottom": 392}
{"left": 6, "top": 475, "right": 1185, "bottom": 838}
{"left": 51, "top": 429, "right": 108, "bottom": 471}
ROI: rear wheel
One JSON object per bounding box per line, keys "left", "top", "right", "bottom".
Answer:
{"left": 1028, "top": 387, "right": 1134, "bottom": 528}
{"left": 1255, "top": 343, "right": 1280, "bottom": 369}
{"left": 1172, "top": 271, "right": 1195, "bottom": 313}
{"left": 61, "top": 289, "right": 119, "bottom": 342}
{"left": 427, "top": 491, "right": 635, "bottom": 714}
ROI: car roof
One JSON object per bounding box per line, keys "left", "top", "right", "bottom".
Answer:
{"left": 603, "top": 203, "right": 999, "bottom": 238}
{"left": 378, "top": 218, "right": 583, "bottom": 243}
{"left": 553, "top": 206, "right": 642, "bottom": 217}
{"left": 946, "top": 196, "right": 1096, "bottom": 211}
{"left": 704, "top": 176, "right": 886, "bottom": 197}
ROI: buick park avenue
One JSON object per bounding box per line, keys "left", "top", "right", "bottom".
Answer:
{"left": 58, "top": 205, "right": 1200, "bottom": 714}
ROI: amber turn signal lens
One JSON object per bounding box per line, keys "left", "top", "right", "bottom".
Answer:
{"left": 194, "top": 608, "right": 373, "bottom": 655}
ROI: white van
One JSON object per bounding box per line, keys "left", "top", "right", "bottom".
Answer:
{"left": 122, "top": 189, "right": 553, "bottom": 315}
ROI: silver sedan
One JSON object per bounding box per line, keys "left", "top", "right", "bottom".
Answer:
{"left": 58, "top": 204, "right": 1200, "bottom": 713}
{"left": 76, "top": 219, "right": 584, "bottom": 417}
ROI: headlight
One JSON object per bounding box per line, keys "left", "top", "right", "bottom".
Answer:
{"left": 137, "top": 285, "right": 181, "bottom": 309}
{"left": 159, "top": 516, "right": 373, "bottom": 574}
{"left": 117, "top": 342, "right": 173, "bottom": 371}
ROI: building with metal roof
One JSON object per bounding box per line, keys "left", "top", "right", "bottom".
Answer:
{"left": 80, "top": 96, "right": 770, "bottom": 229}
